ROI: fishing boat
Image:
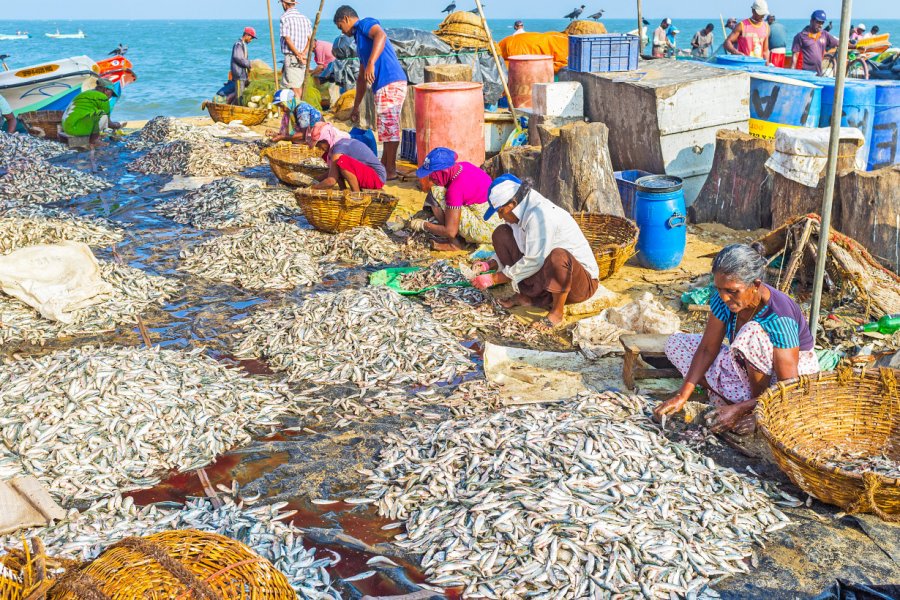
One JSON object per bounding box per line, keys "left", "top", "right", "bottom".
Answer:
{"left": 96, "top": 56, "right": 137, "bottom": 87}
{"left": 0, "top": 33, "right": 31, "bottom": 40}
{"left": 0, "top": 56, "right": 100, "bottom": 114}
{"left": 46, "top": 29, "right": 86, "bottom": 39}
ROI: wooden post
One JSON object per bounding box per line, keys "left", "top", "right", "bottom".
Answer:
{"left": 810, "top": 0, "right": 854, "bottom": 341}
{"left": 301, "top": 0, "right": 327, "bottom": 101}
{"left": 636, "top": 0, "right": 643, "bottom": 54}
{"left": 473, "top": 0, "right": 517, "bottom": 122}
{"left": 266, "top": 0, "right": 280, "bottom": 92}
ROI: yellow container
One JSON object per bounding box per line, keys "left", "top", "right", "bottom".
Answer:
{"left": 749, "top": 118, "right": 800, "bottom": 140}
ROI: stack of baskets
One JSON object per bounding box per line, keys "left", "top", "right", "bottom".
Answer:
{"left": 563, "top": 20, "right": 609, "bottom": 35}
{"left": 49, "top": 530, "right": 295, "bottom": 599}
{"left": 434, "top": 11, "right": 493, "bottom": 50}
{"left": 295, "top": 188, "right": 399, "bottom": 233}
{"left": 205, "top": 101, "right": 269, "bottom": 127}
{"left": 756, "top": 368, "right": 900, "bottom": 520}
{"left": 263, "top": 145, "right": 329, "bottom": 186}
{"left": 572, "top": 213, "right": 639, "bottom": 280}
{"left": 19, "top": 111, "right": 65, "bottom": 140}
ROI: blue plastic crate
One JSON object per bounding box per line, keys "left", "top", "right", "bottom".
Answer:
{"left": 568, "top": 34, "right": 640, "bottom": 73}
{"left": 400, "top": 129, "right": 417, "bottom": 163}
{"left": 614, "top": 169, "right": 652, "bottom": 219}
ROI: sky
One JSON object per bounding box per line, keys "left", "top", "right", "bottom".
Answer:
{"left": 1, "top": 0, "right": 895, "bottom": 20}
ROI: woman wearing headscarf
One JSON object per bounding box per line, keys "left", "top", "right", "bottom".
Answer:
{"left": 407, "top": 147, "right": 504, "bottom": 250}
{"left": 654, "top": 243, "right": 820, "bottom": 435}
{"left": 308, "top": 121, "right": 386, "bottom": 191}
{"left": 267, "top": 89, "right": 323, "bottom": 143}
{"left": 468, "top": 175, "right": 600, "bottom": 329}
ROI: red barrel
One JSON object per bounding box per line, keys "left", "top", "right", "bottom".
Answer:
{"left": 414, "top": 81, "right": 485, "bottom": 168}
{"left": 507, "top": 54, "right": 554, "bottom": 108}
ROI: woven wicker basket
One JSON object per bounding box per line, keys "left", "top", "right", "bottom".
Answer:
{"left": 572, "top": 213, "right": 638, "bottom": 280}
{"left": 19, "top": 111, "right": 64, "bottom": 140}
{"left": 564, "top": 20, "right": 608, "bottom": 35}
{"left": 441, "top": 10, "right": 484, "bottom": 27}
{"left": 295, "top": 188, "right": 399, "bottom": 233}
{"left": 206, "top": 101, "right": 269, "bottom": 127}
{"left": 49, "top": 530, "right": 295, "bottom": 600}
{"left": 264, "top": 145, "right": 329, "bottom": 186}
{"left": 756, "top": 368, "right": 900, "bottom": 520}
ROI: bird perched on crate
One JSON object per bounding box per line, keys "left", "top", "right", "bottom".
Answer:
{"left": 441, "top": 2, "right": 456, "bottom": 14}
{"left": 587, "top": 9, "right": 605, "bottom": 20}
{"left": 565, "top": 5, "right": 585, "bottom": 19}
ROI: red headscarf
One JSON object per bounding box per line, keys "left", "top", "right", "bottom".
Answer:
{"left": 307, "top": 122, "right": 350, "bottom": 155}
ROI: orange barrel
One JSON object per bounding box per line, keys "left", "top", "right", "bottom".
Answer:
{"left": 414, "top": 81, "right": 485, "bottom": 168}
{"left": 507, "top": 54, "right": 554, "bottom": 108}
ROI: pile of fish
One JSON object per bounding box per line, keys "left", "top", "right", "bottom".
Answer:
{"left": 0, "top": 158, "right": 112, "bottom": 204}
{"left": 0, "top": 206, "right": 124, "bottom": 254}
{"left": 234, "top": 287, "right": 473, "bottom": 387}
{"left": 400, "top": 260, "right": 466, "bottom": 291}
{"left": 179, "top": 222, "right": 321, "bottom": 290}
{"left": 156, "top": 177, "right": 298, "bottom": 229}
{"left": 0, "top": 346, "right": 299, "bottom": 504}
{"left": 128, "top": 138, "right": 264, "bottom": 177}
{"left": 814, "top": 446, "right": 900, "bottom": 478}
{"left": 0, "top": 131, "right": 69, "bottom": 163}
{"left": 362, "top": 392, "right": 790, "bottom": 598}
{"left": 0, "top": 262, "right": 177, "bottom": 346}
{"left": 124, "top": 116, "right": 212, "bottom": 151}
{"left": 314, "top": 227, "right": 408, "bottom": 265}
{"left": 0, "top": 489, "right": 339, "bottom": 598}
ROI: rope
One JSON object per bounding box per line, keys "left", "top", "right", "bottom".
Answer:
{"left": 111, "top": 537, "right": 221, "bottom": 600}
{"left": 846, "top": 472, "right": 900, "bottom": 523}
{"left": 338, "top": 50, "right": 486, "bottom": 63}
{"left": 52, "top": 570, "right": 111, "bottom": 600}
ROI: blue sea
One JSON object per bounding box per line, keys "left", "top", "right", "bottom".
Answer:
{"left": 1, "top": 18, "right": 897, "bottom": 121}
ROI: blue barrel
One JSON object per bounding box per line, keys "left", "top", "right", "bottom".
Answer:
{"left": 716, "top": 55, "right": 766, "bottom": 67}
{"left": 634, "top": 175, "right": 687, "bottom": 271}
{"left": 868, "top": 81, "right": 900, "bottom": 171}
{"left": 820, "top": 81, "right": 877, "bottom": 163}
{"left": 750, "top": 73, "right": 822, "bottom": 127}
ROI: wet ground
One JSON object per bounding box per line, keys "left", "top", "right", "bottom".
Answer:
{"left": 3, "top": 132, "right": 897, "bottom": 599}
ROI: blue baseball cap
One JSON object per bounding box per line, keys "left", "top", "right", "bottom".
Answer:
{"left": 811, "top": 9, "right": 827, "bottom": 22}
{"left": 484, "top": 174, "right": 521, "bottom": 221}
{"left": 416, "top": 147, "right": 458, "bottom": 178}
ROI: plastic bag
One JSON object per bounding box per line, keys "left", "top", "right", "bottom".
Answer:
{"left": 606, "top": 292, "right": 681, "bottom": 334}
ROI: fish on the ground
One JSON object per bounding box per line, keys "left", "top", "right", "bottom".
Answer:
{"left": 0, "top": 158, "right": 112, "bottom": 204}
{"left": 0, "top": 206, "right": 124, "bottom": 254}
{"left": 400, "top": 260, "right": 466, "bottom": 291}
{"left": 156, "top": 177, "right": 299, "bottom": 229}
{"left": 128, "top": 138, "right": 265, "bottom": 178}
{"left": 0, "top": 131, "right": 70, "bottom": 163}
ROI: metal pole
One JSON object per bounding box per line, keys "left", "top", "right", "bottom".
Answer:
{"left": 473, "top": 0, "right": 518, "bottom": 122}
{"left": 809, "top": 0, "right": 853, "bottom": 342}
{"left": 636, "top": 0, "right": 643, "bottom": 54}
{"left": 300, "top": 0, "right": 327, "bottom": 101}
{"left": 266, "top": 0, "right": 280, "bottom": 92}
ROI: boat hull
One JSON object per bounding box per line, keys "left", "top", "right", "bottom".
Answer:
{"left": 0, "top": 56, "right": 99, "bottom": 114}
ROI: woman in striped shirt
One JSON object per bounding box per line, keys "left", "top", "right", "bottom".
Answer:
{"left": 655, "top": 243, "right": 819, "bottom": 435}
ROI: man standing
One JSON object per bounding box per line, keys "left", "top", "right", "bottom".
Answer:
{"left": 513, "top": 21, "right": 526, "bottom": 35}
{"left": 0, "top": 95, "right": 16, "bottom": 134}
{"left": 652, "top": 18, "right": 671, "bottom": 58}
{"left": 279, "top": 0, "right": 313, "bottom": 100}
{"left": 691, "top": 24, "right": 715, "bottom": 59}
{"left": 231, "top": 26, "right": 256, "bottom": 105}
{"left": 766, "top": 14, "right": 788, "bottom": 67}
{"left": 791, "top": 10, "right": 839, "bottom": 75}
{"left": 334, "top": 5, "right": 407, "bottom": 181}
{"left": 725, "top": 1, "right": 770, "bottom": 61}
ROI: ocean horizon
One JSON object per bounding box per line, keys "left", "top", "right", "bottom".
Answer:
{"left": 2, "top": 18, "right": 897, "bottom": 121}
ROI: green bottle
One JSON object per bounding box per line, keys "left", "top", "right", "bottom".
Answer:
{"left": 857, "top": 314, "right": 900, "bottom": 335}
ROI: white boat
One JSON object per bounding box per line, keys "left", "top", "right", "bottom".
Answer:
{"left": 0, "top": 55, "right": 99, "bottom": 113}
{"left": 0, "top": 33, "right": 31, "bottom": 40}
{"left": 46, "top": 29, "right": 86, "bottom": 39}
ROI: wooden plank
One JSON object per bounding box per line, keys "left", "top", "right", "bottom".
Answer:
{"left": 619, "top": 333, "right": 669, "bottom": 354}
{"left": 633, "top": 367, "right": 681, "bottom": 380}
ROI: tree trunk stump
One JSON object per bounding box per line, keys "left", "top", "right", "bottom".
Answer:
{"left": 837, "top": 166, "right": 900, "bottom": 273}
{"left": 424, "top": 64, "right": 473, "bottom": 83}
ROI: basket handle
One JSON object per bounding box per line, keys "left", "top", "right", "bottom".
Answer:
{"left": 846, "top": 472, "right": 900, "bottom": 523}
{"left": 667, "top": 212, "right": 687, "bottom": 229}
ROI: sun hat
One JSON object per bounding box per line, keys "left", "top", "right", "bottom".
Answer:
{"left": 243, "top": 27, "right": 258, "bottom": 38}
{"left": 812, "top": 10, "right": 827, "bottom": 23}
{"left": 96, "top": 78, "right": 119, "bottom": 97}
{"left": 273, "top": 89, "right": 295, "bottom": 106}
{"left": 751, "top": 0, "right": 768, "bottom": 16}
{"left": 416, "top": 147, "right": 458, "bottom": 178}
{"left": 484, "top": 174, "right": 522, "bottom": 221}
{"left": 855, "top": 23, "right": 866, "bottom": 30}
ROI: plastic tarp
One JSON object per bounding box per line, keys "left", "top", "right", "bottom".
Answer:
{"left": 0, "top": 241, "right": 112, "bottom": 323}
{"left": 574, "top": 293, "right": 682, "bottom": 358}
{"left": 765, "top": 127, "right": 866, "bottom": 188}
{"left": 324, "top": 29, "right": 506, "bottom": 103}
{"left": 811, "top": 581, "right": 900, "bottom": 600}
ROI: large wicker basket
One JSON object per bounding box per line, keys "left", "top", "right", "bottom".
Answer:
{"left": 205, "top": 101, "right": 269, "bottom": 127}
{"left": 572, "top": 213, "right": 639, "bottom": 280}
{"left": 756, "top": 368, "right": 900, "bottom": 520}
{"left": 49, "top": 530, "right": 295, "bottom": 600}
{"left": 295, "top": 188, "right": 399, "bottom": 233}
{"left": 19, "top": 110, "right": 64, "bottom": 140}
{"left": 264, "top": 145, "right": 329, "bottom": 186}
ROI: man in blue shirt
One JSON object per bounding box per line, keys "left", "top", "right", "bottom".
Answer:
{"left": 334, "top": 5, "right": 407, "bottom": 180}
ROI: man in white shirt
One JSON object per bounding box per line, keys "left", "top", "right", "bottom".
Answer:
{"left": 0, "top": 96, "right": 16, "bottom": 134}
{"left": 652, "top": 18, "right": 671, "bottom": 57}
{"left": 469, "top": 175, "right": 600, "bottom": 329}
{"left": 513, "top": 21, "right": 526, "bottom": 35}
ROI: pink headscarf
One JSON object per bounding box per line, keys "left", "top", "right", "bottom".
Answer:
{"left": 307, "top": 122, "right": 350, "bottom": 154}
